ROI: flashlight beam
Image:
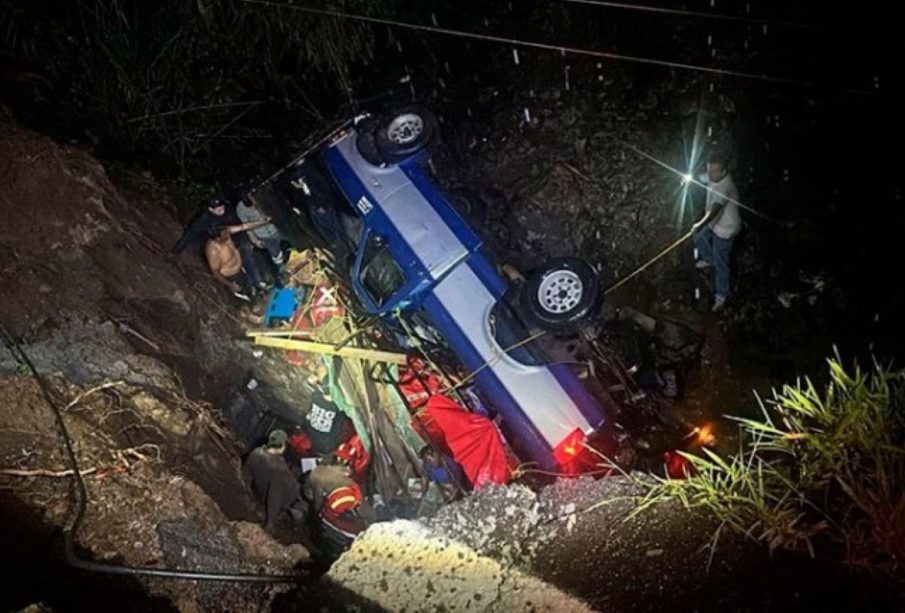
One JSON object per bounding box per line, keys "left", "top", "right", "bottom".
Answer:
{"left": 619, "top": 139, "right": 775, "bottom": 222}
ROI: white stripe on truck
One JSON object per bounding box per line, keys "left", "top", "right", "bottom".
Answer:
{"left": 334, "top": 132, "right": 592, "bottom": 445}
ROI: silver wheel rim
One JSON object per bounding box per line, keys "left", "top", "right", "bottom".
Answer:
{"left": 537, "top": 270, "right": 583, "bottom": 314}
{"left": 386, "top": 113, "right": 424, "bottom": 145}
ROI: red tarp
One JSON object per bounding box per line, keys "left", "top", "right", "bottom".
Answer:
{"left": 398, "top": 357, "right": 442, "bottom": 410}
{"left": 412, "top": 395, "right": 511, "bottom": 489}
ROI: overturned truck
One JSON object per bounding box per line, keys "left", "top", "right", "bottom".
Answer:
{"left": 247, "top": 108, "right": 620, "bottom": 476}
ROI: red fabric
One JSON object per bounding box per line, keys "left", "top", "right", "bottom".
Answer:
{"left": 287, "top": 431, "right": 312, "bottom": 456}
{"left": 335, "top": 434, "right": 370, "bottom": 481}
{"left": 663, "top": 450, "right": 694, "bottom": 479}
{"left": 310, "top": 280, "right": 345, "bottom": 327}
{"left": 398, "top": 357, "right": 442, "bottom": 409}
{"left": 412, "top": 395, "right": 510, "bottom": 489}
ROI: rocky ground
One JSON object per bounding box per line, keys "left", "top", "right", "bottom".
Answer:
{"left": 324, "top": 476, "right": 894, "bottom": 612}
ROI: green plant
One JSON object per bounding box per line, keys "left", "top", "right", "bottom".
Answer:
{"left": 0, "top": 0, "right": 379, "bottom": 179}
{"left": 638, "top": 357, "right": 905, "bottom": 578}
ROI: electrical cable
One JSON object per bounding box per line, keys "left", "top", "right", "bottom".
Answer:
{"left": 561, "top": 0, "right": 873, "bottom": 36}
{"left": 0, "top": 323, "right": 307, "bottom": 583}
{"left": 240, "top": 0, "right": 880, "bottom": 97}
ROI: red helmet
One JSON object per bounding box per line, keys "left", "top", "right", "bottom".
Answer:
{"left": 325, "top": 484, "right": 363, "bottom": 516}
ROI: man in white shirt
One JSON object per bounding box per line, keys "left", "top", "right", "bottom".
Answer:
{"left": 693, "top": 157, "right": 741, "bottom": 312}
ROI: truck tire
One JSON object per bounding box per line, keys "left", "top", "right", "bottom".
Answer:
{"left": 522, "top": 257, "right": 602, "bottom": 332}
{"left": 375, "top": 106, "right": 438, "bottom": 162}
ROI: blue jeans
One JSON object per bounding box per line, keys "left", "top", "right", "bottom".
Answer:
{"left": 694, "top": 228, "right": 735, "bottom": 299}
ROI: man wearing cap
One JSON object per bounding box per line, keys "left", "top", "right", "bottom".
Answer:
{"left": 172, "top": 195, "right": 269, "bottom": 293}
{"left": 171, "top": 195, "right": 239, "bottom": 255}
{"left": 242, "top": 429, "right": 303, "bottom": 530}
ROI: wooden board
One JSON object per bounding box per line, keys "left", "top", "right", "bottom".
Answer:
{"left": 253, "top": 336, "right": 408, "bottom": 365}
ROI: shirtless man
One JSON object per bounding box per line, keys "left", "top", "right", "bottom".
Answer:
{"left": 205, "top": 219, "right": 271, "bottom": 301}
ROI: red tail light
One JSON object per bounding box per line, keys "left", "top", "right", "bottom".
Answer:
{"left": 553, "top": 429, "right": 586, "bottom": 466}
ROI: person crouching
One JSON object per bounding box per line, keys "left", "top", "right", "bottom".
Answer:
{"left": 305, "top": 455, "right": 374, "bottom": 560}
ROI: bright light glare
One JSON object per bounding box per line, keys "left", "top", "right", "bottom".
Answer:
{"left": 681, "top": 173, "right": 693, "bottom": 184}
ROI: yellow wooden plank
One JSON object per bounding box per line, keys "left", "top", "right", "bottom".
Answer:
{"left": 253, "top": 336, "right": 408, "bottom": 365}
{"left": 245, "top": 328, "right": 314, "bottom": 338}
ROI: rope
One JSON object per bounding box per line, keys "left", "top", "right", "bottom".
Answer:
{"left": 514, "top": 466, "right": 615, "bottom": 478}
{"left": 444, "top": 328, "right": 549, "bottom": 394}
{"left": 603, "top": 225, "right": 700, "bottom": 296}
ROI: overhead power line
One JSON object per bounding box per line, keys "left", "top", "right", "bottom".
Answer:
{"left": 561, "top": 0, "right": 865, "bottom": 35}
{"left": 241, "top": 0, "right": 879, "bottom": 97}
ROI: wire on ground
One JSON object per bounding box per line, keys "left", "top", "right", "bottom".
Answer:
{"left": 0, "top": 323, "right": 308, "bottom": 583}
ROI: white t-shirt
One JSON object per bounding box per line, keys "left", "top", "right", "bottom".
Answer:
{"left": 704, "top": 174, "right": 741, "bottom": 239}
{"left": 236, "top": 200, "right": 280, "bottom": 241}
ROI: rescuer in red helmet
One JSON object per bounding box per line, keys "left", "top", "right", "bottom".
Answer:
{"left": 304, "top": 454, "right": 375, "bottom": 560}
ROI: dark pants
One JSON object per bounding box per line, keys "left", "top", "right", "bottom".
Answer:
{"left": 224, "top": 270, "right": 254, "bottom": 296}
{"left": 258, "top": 236, "right": 284, "bottom": 265}
{"left": 318, "top": 521, "right": 354, "bottom": 560}
{"left": 237, "top": 237, "right": 267, "bottom": 288}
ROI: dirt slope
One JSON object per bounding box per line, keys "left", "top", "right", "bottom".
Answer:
{"left": 0, "top": 115, "right": 316, "bottom": 611}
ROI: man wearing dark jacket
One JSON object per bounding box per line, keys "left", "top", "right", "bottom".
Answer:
{"left": 242, "top": 430, "right": 302, "bottom": 530}
{"left": 172, "top": 195, "right": 268, "bottom": 290}
{"left": 172, "top": 195, "right": 240, "bottom": 254}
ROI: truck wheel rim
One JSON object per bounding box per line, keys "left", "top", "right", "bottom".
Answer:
{"left": 387, "top": 114, "right": 424, "bottom": 144}
{"left": 537, "top": 270, "right": 583, "bottom": 314}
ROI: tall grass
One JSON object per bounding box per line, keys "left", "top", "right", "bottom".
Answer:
{"left": 0, "top": 0, "right": 378, "bottom": 179}
{"left": 638, "top": 357, "right": 905, "bottom": 578}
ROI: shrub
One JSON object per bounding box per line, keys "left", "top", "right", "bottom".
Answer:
{"left": 638, "top": 357, "right": 905, "bottom": 578}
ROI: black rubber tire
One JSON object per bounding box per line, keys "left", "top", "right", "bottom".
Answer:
{"left": 374, "top": 106, "right": 438, "bottom": 162}
{"left": 521, "top": 257, "right": 602, "bottom": 332}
